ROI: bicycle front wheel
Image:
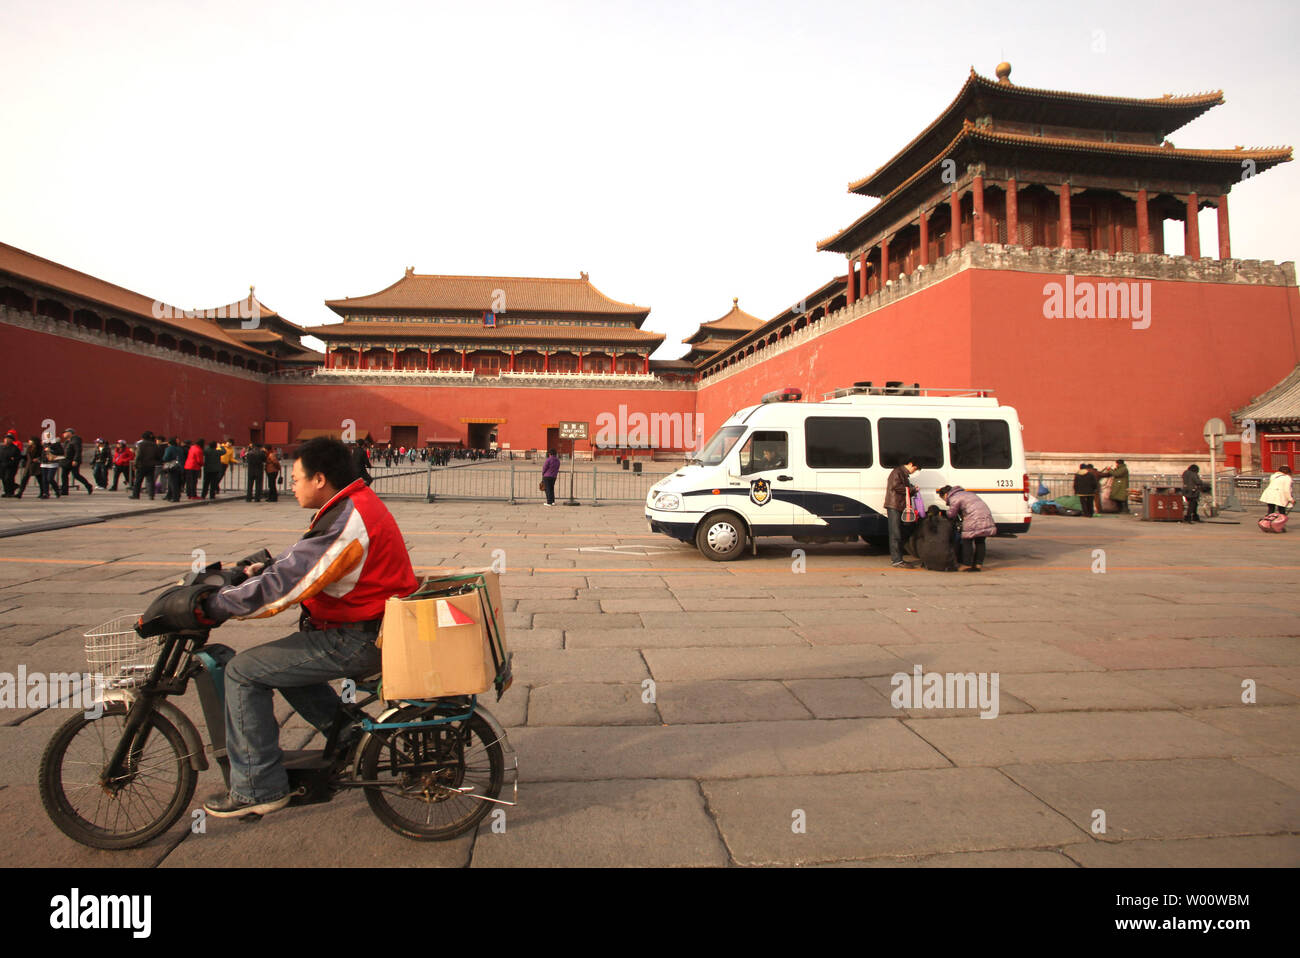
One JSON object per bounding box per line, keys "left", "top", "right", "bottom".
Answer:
{"left": 38, "top": 701, "right": 197, "bottom": 849}
{"left": 360, "top": 704, "right": 503, "bottom": 841}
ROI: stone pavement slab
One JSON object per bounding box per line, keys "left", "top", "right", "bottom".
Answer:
{"left": 784, "top": 678, "right": 896, "bottom": 719}
{"left": 1001, "top": 759, "right": 1300, "bottom": 843}
{"left": 526, "top": 683, "right": 658, "bottom": 726}
{"left": 904, "top": 711, "right": 1274, "bottom": 766}
{"left": 654, "top": 679, "right": 812, "bottom": 725}
{"left": 1062, "top": 834, "right": 1300, "bottom": 867}
{"left": 509, "top": 718, "right": 947, "bottom": 781}
{"left": 563, "top": 626, "right": 806, "bottom": 649}
{"left": 837, "top": 849, "right": 1078, "bottom": 867}
{"left": 700, "top": 767, "right": 1086, "bottom": 865}
{"left": 469, "top": 779, "right": 729, "bottom": 868}
{"left": 642, "top": 644, "right": 906, "bottom": 681}
{"left": 1181, "top": 705, "right": 1300, "bottom": 753}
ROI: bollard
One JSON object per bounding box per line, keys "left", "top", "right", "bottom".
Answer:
{"left": 622, "top": 458, "right": 629, "bottom": 470}
{"left": 633, "top": 461, "right": 642, "bottom": 474}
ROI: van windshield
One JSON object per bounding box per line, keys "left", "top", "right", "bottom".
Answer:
{"left": 690, "top": 425, "right": 746, "bottom": 466}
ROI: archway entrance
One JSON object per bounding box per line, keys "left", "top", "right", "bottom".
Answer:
{"left": 468, "top": 422, "right": 495, "bottom": 449}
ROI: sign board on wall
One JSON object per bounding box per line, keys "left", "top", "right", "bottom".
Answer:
{"left": 559, "top": 421, "right": 589, "bottom": 440}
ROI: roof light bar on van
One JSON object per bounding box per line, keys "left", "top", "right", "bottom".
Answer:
{"left": 820, "top": 385, "right": 999, "bottom": 399}
{"left": 761, "top": 387, "right": 802, "bottom": 403}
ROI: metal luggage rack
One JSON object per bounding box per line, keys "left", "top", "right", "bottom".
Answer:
{"left": 821, "top": 382, "right": 997, "bottom": 400}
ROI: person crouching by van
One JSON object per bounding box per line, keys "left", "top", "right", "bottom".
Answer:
{"left": 541, "top": 449, "right": 560, "bottom": 505}
{"left": 938, "top": 485, "right": 997, "bottom": 572}
{"left": 884, "top": 460, "right": 920, "bottom": 569}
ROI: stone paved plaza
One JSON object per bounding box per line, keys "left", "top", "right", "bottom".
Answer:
{"left": 1, "top": 490, "right": 1298, "bottom": 867}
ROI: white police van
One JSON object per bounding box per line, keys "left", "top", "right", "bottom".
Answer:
{"left": 645, "top": 383, "right": 1032, "bottom": 561}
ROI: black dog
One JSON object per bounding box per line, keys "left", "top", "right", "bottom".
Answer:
{"left": 907, "top": 505, "right": 959, "bottom": 571}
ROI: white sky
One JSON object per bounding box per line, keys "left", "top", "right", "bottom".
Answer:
{"left": 3, "top": 0, "right": 1297, "bottom": 359}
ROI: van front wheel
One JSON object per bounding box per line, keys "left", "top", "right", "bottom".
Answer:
{"left": 696, "top": 512, "right": 746, "bottom": 561}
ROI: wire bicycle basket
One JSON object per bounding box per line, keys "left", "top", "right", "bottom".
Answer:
{"left": 84, "top": 615, "right": 155, "bottom": 688}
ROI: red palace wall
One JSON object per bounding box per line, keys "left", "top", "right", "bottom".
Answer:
{"left": 0, "top": 323, "right": 268, "bottom": 442}
{"left": 698, "top": 270, "right": 1300, "bottom": 454}
{"left": 266, "top": 382, "right": 699, "bottom": 453}
{"left": 697, "top": 272, "right": 976, "bottom": 436}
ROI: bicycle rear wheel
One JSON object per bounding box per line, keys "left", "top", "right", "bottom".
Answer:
{"left": 38, "top": 701, "right": 197, "bottom": 849}
{"left": 360, "top": 704, "right": 503, "bottom": 841}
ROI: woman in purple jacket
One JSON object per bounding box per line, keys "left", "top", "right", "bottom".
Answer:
{"left": 541, "top": 449, "right": 561, "bottom": 505}
{"left": 938, "top": 485, "right": 997, "bottom": 572}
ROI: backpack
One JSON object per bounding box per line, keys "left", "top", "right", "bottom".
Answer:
{"left": 910, "top": 507, "right": 959, "bottom": 571}
{"left": 1258, "top": 513, "right": 1288, "bottom": 534}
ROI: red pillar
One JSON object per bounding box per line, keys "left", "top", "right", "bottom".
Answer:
{"left": 858, "top": 252, "right": 868, "bottom": 297}
{"left": 1136, "top": 189, "right": 1150, "bottom": 253}
{"left": 1185, "top": 193, "right": 1201, "bottom": 258}
{"left": 578, "top": 350, "right": 585, "bottom": 374}
{"left": 509, "top": 350, "right": 516, "bottom": 372}
{"left": 1217, "top": 196, "right": 1231, "bottom": 259}
{"left": 359, "top": 349, "right": 367, "bottom": 371}
{"left": 948, "top": 191, "right": 961, "bottom": 254}
{"left": 1005, "top": 178, "right": 1018, "bottom": 245}
{"left": 972, "top": 175, "right": 985, "bottom": 243}
{"left": 643, "top": 353, "right": 649, "bottom": 374}
{"left": 426, "top": 347, "right": 432, "bottom": 369}
{"left": 919, "top": 211, "right": 929, "bottom": 266}
{"left": 880, "top": 237, "right": 890, "bottom": 285}
{"left": 1059, "top": 185, "right": 1072, "bottom": 249}
{"left": 846, "top": 259, "right": 856, "bottom": 307}
{"left": 461, "top": 349, "right": 468, "bottom": 371}
{"left": 544, "top": 351, "right": 550, "bottom": 373}
{"left": 392, "top": 347, "right": 399, "bottom": 370}
{"left": 324, "top": 348, "right": 332, "bottom": 370}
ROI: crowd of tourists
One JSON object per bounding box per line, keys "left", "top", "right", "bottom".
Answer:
{"left": 0, "top": 428, "right": 285, "bottom": 503}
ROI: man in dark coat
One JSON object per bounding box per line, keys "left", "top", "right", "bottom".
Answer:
{"left": 0, "top": 431, "right": 21, "bottom": 497}
{"left": 244, "top": 442, "right": 267, "bottom": 501}
{"left": 884, "top": 460, "right": 920, "bottom": 568}
{"left": 1073, "top": 463, "right": 1098, "bottom": 518}
{"left": 130, "top": 432, "right": 159, "bottom": 499}
{"left": 60, "top": 428, "right": 93, "bottom": 495}
{"left": 1182, "top": 464, "right": 1208, "bottom": 522}
{"left": 350, "top": 442, "right": 372, "bottom": 485}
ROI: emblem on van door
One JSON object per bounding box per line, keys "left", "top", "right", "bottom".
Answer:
{"left": 749, "top": 478, "right": 772, "bottom": 506}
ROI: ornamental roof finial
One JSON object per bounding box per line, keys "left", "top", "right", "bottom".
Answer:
{"left": 995, "top": 61, "right": 1012, "bottom": 84}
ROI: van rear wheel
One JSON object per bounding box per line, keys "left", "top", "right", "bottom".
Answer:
{"left": 696, "top": 512, "right": 746, "bottom": 561}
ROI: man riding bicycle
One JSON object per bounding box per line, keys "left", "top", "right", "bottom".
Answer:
{"left": 193, "top": 437, "right": 417, "bottom": 818}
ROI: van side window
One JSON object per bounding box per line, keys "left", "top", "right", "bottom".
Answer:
{"left": 948, "top": 419, "right": 1012, "bottom": 468}
{"left": 739, "top": 431, "right": 787, "bottom": 475}
{"left": 878, "top": 418, "right": 943, "bottom": 468}
{"left": 806, "top": 417, "right": 872, "bottom": 468}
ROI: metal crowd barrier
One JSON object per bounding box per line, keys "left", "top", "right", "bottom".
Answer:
{"left": 420, "top": 460, "right": 675, "bottom": 504}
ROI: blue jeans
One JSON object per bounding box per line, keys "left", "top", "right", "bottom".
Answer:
{"left": 223, "top": 624, "right": 381, "bottom": 804}
{"left": 887, "top": 507, "right": 907, "bottom": 563}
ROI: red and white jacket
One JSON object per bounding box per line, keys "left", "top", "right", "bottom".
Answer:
{"left": 205, "top": 479, "right": 417, "bottom": 624}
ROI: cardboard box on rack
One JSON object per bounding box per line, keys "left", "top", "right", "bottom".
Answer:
{"left": 379, "top": 568, "right": 510, "bottom": 700}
